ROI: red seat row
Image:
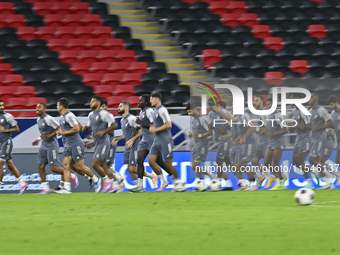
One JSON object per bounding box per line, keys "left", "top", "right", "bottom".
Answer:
{"left": 0, "top": 74, "right": 24, "bottom": 86}
{"left": 33, "top": 2, "right": 90, "bottom": 16}
{"left": 210, "top": 1, "right": 247, "bottom": 15}
{"left": 48, "top": 38, "right": 124, "bottom": 51}
{"left": 60, "top": 50, "right": 136, "bottom": 64}
{"left": 43, "top": 14, "right": 102, "bottom": 27}
{"left": 82, "top": 73, "right": 142, "bottom": 87}
{"left": 1, "top": 86, "right": 35, "bottom": 101}
{"left": 94, "top": 85, "right": 137, "bottom": 97}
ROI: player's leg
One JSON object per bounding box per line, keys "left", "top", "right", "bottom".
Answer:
{"left": 6, "top": 159, "right": 28, "bottom": 195}
{"left": 73, "top": 158, "right": 101, "bottom": 192}
{"left": 263, "top": 148, "right": 276, "bottom": 189}
{"left": 216, "top": 142, "right": 225, "bottom": 180}
{"left": 310, "top": 141, "right": 332, "bottom": 188}
{"left": 271, "top": 148, "right": 285, "bottom": 189}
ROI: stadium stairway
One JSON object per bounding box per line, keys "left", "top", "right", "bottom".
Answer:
{"left": 102, "top": 0, "right": 212, "bottom": 85}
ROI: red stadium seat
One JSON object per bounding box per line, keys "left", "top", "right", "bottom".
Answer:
{"left": 64, "top": 14, "right": 82, "bottom": 27}
{"left": 210, "top": 2, "right": 228, "bottom": 15}
{"left": 240, "top": 13, "right": 259, "bottom": 27}
{"left": 0, "top": 15, "right": 6, "bottom": 27}
{"left": 127, "top": 96, "right": 140, "bottom": 108}
{"left": 15, "top": 86, "right": 36, "bottom": 98}
{"left": 48, "top": 38, "right": 67, "bottom": 51}
{"left": 79, "top": 50, "right": 98, "bottom": 63}
{"left": 228, "top": 1, "right": 247, "bottom": 14}
{"left": 309, "top": 0, "right": 325, "bottom": 4}
{"left": 116, "top": 50, "right": 136, "bottom": 63}
{"left": 17, "top": 27, "right": 36, "bottom": 42}
{"left": 19, "top": 112, "right": 36, "bottom": 117}
{"left": 200, "top": 0, "right": 216, "bottom": 3}
{"left": 0, "top": 63, "right": 12, "bottom": 75}
{"left": 45, "top": 15, "right": 63, "bottom": 27}
{"left": 290, "top": 60, "right": 310, "bottom": 75}
{"left": 82, "top": 73, "right": 102, "bottom": 87}
{"left": 52, "top": 3, "right": 72, "bottom": 15}
{"left": 67, "top": 39, "right": 86, "bottom": 51}
{"left": 83, "top": 14, "right": 102, "bottom": 27}
{"left": 202, "top": 49, "right": 221, "bottom": 68}
{"left": 71, "top": 62, "right": 91, "bottom": 75}
{"left": 7, "top": 98, "right": 27, "bottom": 109}
{"left": 107, "top": 96, "right": 126, "bottom": 108}
{"left": 109, "top": 62, "right": 129, "bottom": 74}
{"left": 264, "top": 72, "right": 285, "bottom": 86}
{"left": 252, "top": 25, "right": 272, "bottom": 39}
{"left": 75, "top": 27, "right": 95, "bottom": 39}
{"left": 97, "top": 50, "right": 117, "bottom": 62}
{"left": 102, "top": 73, "right": 123, "bottom": 85}
{"left": 90, "top": 62, "right": 110, "bottom": 74}
{"left": 264, "top": 37, "right": 283, "bottom": 52}
{"left": 4, "top": 74, "right": 24, "bottom": 87}
{"left": 86, "top": 39, "right": 105, "bottom": 50}
{"left": 94, "top": 85, "right": 114, "bottom": 98}
{"left": 7, "top": 15, "right": 26, "bottom": 28}
{"left": 128, "top": 62, "right": 149, "bottom": 74}
{"left": 104, "top": 38, "right": 124, "bottom": 50}
{"left": 115, "top": 85, "right": 135, "bottom": 96}
{"left": 308, "top": 25, "right": 327, "bottom": 40}
{"left": 121, "top": 73, "right": 142, "bottom": 85}
{"left": 221, "top": 14, "right": 241, "bottom": 28}
{"left": 56, "top": 26, "right": 75, "bottom": 39}
{"left": 37, "top": 27, "right": 56, "bottom": 40}
{"left": 59, "top": 50, "right": 79, "bottom": 64}
{"left": 34, "top": 2, "right": 53, "bottom": 16}
{"left": 71, "top": 2, "right": 90, "bottom": 15}
{"left": 26, "top": 97, "right": 48, "bottom": 109}
{"left": 94, "top": 26, "right": 112, "bottom": 39}
{"left": 0, "top": 87, "right": 16, "bottom": 102}
{"left": 0, "top": 2, "right": 14, "bottom": 15}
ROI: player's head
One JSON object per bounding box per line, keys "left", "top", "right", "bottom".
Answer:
{"left": 308, "top": 93, "right": 319, "bottom": 106}
{"left": 36, "top": 103, "right": 47, "bottom": 116}
{"left": 101, "top": 99, "right": 108, "bottom": 110}
{"left": 90, "top": 95, "right": 103, "bottom": 110}
{"left": 266, "top": 97, "right": 272, "bottom": 110}
{"left": 118, "top": 101, "right": 130, "bottom": 115}
{"left": 253, "top": 95, "right": 264, "bottom": 110}
{"left": 139, "top": 94, "right": 151, "bottom": 109}
{"left": 208, "top": 97, "right": 222, "bottom": 110}
{"left": 0, "top": 99, "right": 4, "bottom": 113}
{"left": 327, "top": 95, "right": 339, "bottom": 111}
{"left": 57, "top": 97, "right": 69, "bottom": 114}
{"left": 150, "top": 92, "right": 162, "bottom": 107}
{"left": 186, "top": 103, "right": 198, "bottom": 116}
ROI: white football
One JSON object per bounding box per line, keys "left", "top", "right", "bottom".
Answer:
{"left": 294, "top": 188, "right": 315, "bottom": 206}
{"left": 209, "top": 179, "right": 221, "bottom": 191}
{"left": 195, "top": 180, "right": 207, "bottom": 192}
{"left": 237, "top": 179, "right": 250, "bottom": 190}
{"left": 173, "top": 180, "right": 186, "bottom": 192}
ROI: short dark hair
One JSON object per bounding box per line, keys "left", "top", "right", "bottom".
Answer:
{"left": 141, "top": 94, "right": 151, "bottom": 107}
{"left": 57, "top": 98, "right": 69, "bottom": 109}
{"left": 121, "top": 100, "right": 131, "bottom": 109}
{"left": 101, "top": 99, "right": 108, "bottom": 106}
{"left": 208, "top": 97, "right": 221, "bottom": 107}
{"left": 0, "top": 99, "right": 3, "bottom": 103}
{"left": 267, "top": 97, "right": 273, "bottom": 103}
{"left": 92, "top": 95, "right": 103, "bottom": 104}
{"left": 327, "top": 95, "right": 339, "bottom": 104}
{"left": 38, "top": 103, "right": 47, "bottom": 109}
{"left": 150, "top": 92, "right": 162, "bottom": 100}
{"left": 254, "top": 95, "right": 264, "bottom": 102}
{"left": 186, "top": 103, "right": 197, "bottom": 111}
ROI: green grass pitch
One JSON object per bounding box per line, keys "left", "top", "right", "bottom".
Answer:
{"left": 1, "top": 190, "right": 340, "bottom": 255}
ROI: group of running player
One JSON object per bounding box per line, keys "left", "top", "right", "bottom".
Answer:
{"left": 187, "top": 93, "right": 340, "bottom": 190}
{"left": 1, "top": 90, "right": 340, "bottom": 194}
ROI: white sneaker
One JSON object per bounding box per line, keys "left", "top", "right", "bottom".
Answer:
{"left": 56, "top": 188, "right": 71, "bottom": 194}
{"left": 94, "top": 178, "right": 102, "bottom": 193}
{"left": 319, "top": 183, "right": 332, "bottom": 190}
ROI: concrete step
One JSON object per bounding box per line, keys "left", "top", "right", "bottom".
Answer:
{"left": 144, "top": 46, "right": 178, "bottom": 51}
{"left": 130, "top": 27, "right": 160, "bottom": 34}
{"left": 107, "top": 2, "right": 137, "bottom": 10}
{"left": 121, "top": 21, "right": 156, "bottom": 27}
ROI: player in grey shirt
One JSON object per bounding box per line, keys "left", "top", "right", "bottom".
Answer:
{"left": 56, "top": 98, "right": 101, "bottom": 194}
{"left": 327, "top": 95, "right": 340, "bottom": 186}
{"left": 263, "top": 97, "right": 288, "bottom": 190}
{"left": 112, "top": 101, "right": 156, "bottom": 187}
{"left": 0, "top": 99, "right": 28, "bottom": 195}
{"left": 309, "top": 93, "right": 336, "bottom": 189}
{"left": 250, "top": 95, "right": 273, "bottom": 188}
{"left": 186, "top": 103, "right": 217, "bottom": 188}
{"left": 83, "top": 96, "right": 124, "bottom": 193}
{"left": 129, "top": 95, "right": 170, "bottom": 193}
{"left": 32, "top": 102, "right": 79, "bottom": 194}
{"left": 148, "top": 93, "right": 179, "bottom": 191}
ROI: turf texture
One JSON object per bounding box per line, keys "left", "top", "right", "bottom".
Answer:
{"left": 1, "top": 190, "right": 340, "bottom": 255}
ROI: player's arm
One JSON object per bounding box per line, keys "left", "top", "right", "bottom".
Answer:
{"left": 126, "top": 129, "right": 142, "bottom": 148}
{"left": 40, "top": 116, "right": 60, "bottom": 140}
{"left": 211, "top": 106, "right": 237, "bottom": 122}
{"left": 231, "top": 136, "right": 240, "bottom": 147}
{"left": 150, "top": 108, "right": 172, "bottom": 133}
{"left": 0, "top": 114, "right": 19, "bottom": 133}
{"left": 57, "top": 114, "right": 80, "bottom": 135}
{"left": 314, "top": 108, "right": 334, "bottom": 130}
{"left": 219, "top": 130, "right": 232, "bottom": 141}
{"left": 112, "top": 134, "right": 125, "bottom": 145}
{"left": 240, "top": 127, "right": 255, "bottom": 145}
